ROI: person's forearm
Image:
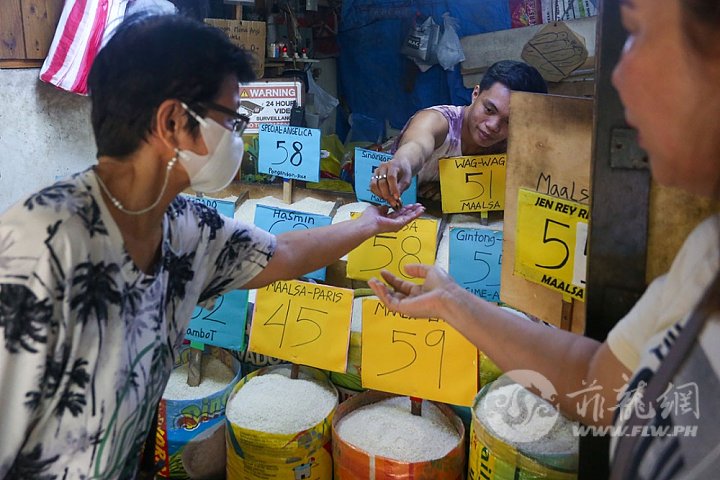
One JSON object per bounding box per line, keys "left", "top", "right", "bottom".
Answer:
{"left": 394, "top": 140, "right": 432, "bottom": 176}
{"left": 440, "top": 283, "right": 603, "bottom": 421}
{"left": 272, "top": 217, "right": 376, "bottom": 279}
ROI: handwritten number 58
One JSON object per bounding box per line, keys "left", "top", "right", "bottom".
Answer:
{"left": 272, "top": 140, "right": 304, "bottom": 166}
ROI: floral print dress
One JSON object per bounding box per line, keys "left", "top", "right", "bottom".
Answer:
{"left": 0, "top": 170, "right": 275, "bottom": 479}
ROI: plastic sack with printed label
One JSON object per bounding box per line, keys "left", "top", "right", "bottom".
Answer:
{"left": 400, "top": 16, "right": 440, "bottom": 65}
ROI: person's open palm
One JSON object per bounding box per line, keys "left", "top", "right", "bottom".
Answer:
{"left": 368, "top": 264, "right": 454, "bottom": 319}
{"left": 358, "top": 203, "right": 425, "bottom": 234}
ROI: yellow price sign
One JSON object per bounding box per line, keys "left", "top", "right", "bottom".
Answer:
{"left": 249, "top": 280, "right": 353, "bottom": 372}
{"left": 439, "top": 154, "right": 506, "bottom": 213}
{"left": 361, "top": 299, "right": 478, "bottom": 406}
{"left": 346, "top": 216, "right": 437, "bottom": 283}
{"left": 514, "top": 188, "right": 589, "bottom": 301}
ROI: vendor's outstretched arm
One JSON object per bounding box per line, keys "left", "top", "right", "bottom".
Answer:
{"left": 242, "top": 203, "right": 424, "bottom": 289}
{"left": 369, "top": 264, "right": 631, "bottom": 427}
{"left": 371, "top": 110, "right": 449, "bottom": 206}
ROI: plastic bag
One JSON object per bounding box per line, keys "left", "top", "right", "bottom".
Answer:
{"left": 401, "top": 16, "right": 440, "bottom": 64}
{"left": 437, "top": 13, "right": 465, "bottom": 71}
{"left": 307, "top": 72, "right": 339, "bottom": 122}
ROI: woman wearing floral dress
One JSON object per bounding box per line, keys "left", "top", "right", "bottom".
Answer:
{"left": 0, "top": 14, "right": 423, "bottom": 478}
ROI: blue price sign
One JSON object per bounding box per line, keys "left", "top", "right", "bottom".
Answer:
{"left": 257, "top": 124, "right": 321, "bottom": 182}
{"left": 187, "top": 290, "right": 249, "bottom": 350}
{"left": 353, "top": 147, "right": 417, "bottom": 206}
{"left": 183, "top": 195, "right": 249, "bottom": 350}
{"left": 253, "top": 204, "right": 332, "bottom": 280}
{"left": 183, "top": 195, "right": 236, "bottom": 218}
{"left": 448, "top": 227, "right": 503, "bottom": 303}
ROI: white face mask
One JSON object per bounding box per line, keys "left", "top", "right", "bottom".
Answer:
{"left": 176, "top": 103, "right": 244, "bottom": 193}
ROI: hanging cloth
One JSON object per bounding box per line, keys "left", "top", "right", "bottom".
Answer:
{"left": 39, "top": 0, "right": 129, "bottom": 95}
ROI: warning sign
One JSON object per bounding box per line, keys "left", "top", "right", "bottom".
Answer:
{"left": 238, "top": 81, "right": 303, "bottom": 134}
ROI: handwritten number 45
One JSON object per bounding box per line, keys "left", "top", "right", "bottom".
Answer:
{"left": 272, "top": 140, "right": 304, "bottom": 166}
{"left": 263, "top": 300, "right": 325, "bottom": 348}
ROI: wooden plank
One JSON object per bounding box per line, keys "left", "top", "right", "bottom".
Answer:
{"left": 0, "top": 59, "right": 43, "bottom": 68}
{"left": 500, "top": 92, "right": 592, "bottom": 333}
{"left": 0, "top": 0, "right": 25, "bottom": 59}
{"left": 204, "top": 19, "right": 266, "bottom": 79}
{"left": 21, "top": 0, "right": 63, "bottom": 59}
{"left": 460, "top": 17, "right": 596, "bottom": 89}
{"left": 646, "top": 183, "right": 715, "bottom": 282}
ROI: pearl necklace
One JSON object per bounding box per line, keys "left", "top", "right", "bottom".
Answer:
{"left": 94, "top": 156, "right": 178, "bottom": 215}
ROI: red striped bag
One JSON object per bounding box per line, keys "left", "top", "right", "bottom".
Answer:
{"left": 39, "top": 0, "right": 129, "bottom": 95}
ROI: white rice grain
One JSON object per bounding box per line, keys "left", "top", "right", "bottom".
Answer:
{"left": 227, "top": 373, "right": 337, "bottom": 434}
{"left": 336, "top": 397, "right": 460, "bottom": 462}
{"left": 162, "top": 356, "right": 236, "bottom": 400}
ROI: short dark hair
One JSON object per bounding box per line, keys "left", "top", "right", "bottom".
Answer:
{"left": 682, "top": 0, "right": 720, "bottom": 56}
{"left": 479, "top": 60, "right": 548, "bottom": 95}
{"left": 88, "top": 14, "right": 255, "bottom": 158}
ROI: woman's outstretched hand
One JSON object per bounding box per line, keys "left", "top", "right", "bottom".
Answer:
{"left": 368, "top": 264, "right": 457, "bottom": 319}
{"left": 358, "top": 203, "right": 425, "bottom": 234}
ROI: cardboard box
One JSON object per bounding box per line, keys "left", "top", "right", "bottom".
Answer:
{"left": 204, "top": 19, "right": 266, "bottom": 79}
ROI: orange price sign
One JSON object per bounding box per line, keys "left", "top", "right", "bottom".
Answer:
{"left": 249, "top": 280, "right": 353, "bottom": 372}
{"left": 361, "top": 298, "right": 478, "bottom": 406}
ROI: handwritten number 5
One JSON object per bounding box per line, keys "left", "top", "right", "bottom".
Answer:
{"left": 360, "top": 235, "right": 396, "bottom": 272}
{"left": 273, "top": 140, "right": 289, "bottom": 165}
{"left": 461, "top": 172, "right": 485, "bottom": 202}
{"left": 465, "top": 251, "right": 491, "bottom": 285}
{"left": 377, "top": 330, "right": 417, "bottom": 376}
{"left": 290, "top": 306, "right": 324, "bottom": 347}
{"left": 535, "top": 218, "right": 570, "bottom": 270}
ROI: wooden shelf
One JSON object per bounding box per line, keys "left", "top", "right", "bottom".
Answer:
{"left": 265, "top": 57, "right": 320, "bottom": 63}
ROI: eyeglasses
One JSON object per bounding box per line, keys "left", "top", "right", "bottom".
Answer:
{"left": 182, "top": 101, "right": 250, "bottom": 136}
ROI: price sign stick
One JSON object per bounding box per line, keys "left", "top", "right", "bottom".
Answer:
{"left": 283, "top": 178, "right": 293, "bottom": 204}
{"left": 187, "top": 348, "right": 203, "bottom": 387}
{"left": 561, "top": 297, "right": 574, "bottom": 331}
{"left": 435, "top": 214, "right": 449, "bottom": 256}
{"left": 236, "top": 189, "right": 250, "bottom": 207}
{"left": 480, "top": 211, "right": 489, "bottom": 226}
{"left": 290, "top": 363, "right": 300, "bottom": 379}
{"left": 410, "top": 396, "right": 422, "bottom": 416}
{"left": 328, "top": 198, "right": 343, "bottom": 218}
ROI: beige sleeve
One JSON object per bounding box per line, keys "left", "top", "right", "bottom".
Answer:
{"left": 607, "top": 275, "right": 667, "bottom": 371}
